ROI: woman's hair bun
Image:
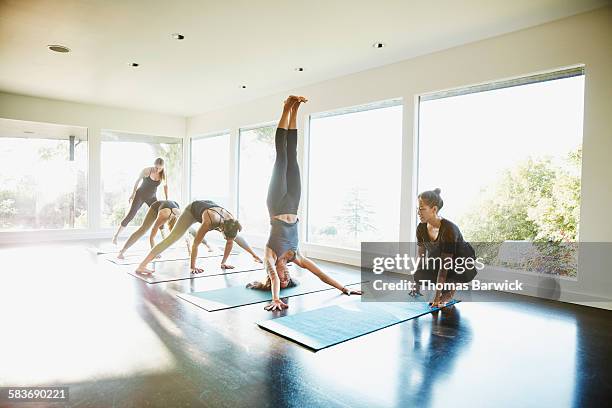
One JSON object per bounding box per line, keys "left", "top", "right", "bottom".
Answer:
{"left": 418, "top": 188, "right": 444, "bottom": 211}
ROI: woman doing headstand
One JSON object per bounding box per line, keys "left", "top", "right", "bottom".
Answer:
{"left": 248, "top": 95, "right": 362, "bottom": 311}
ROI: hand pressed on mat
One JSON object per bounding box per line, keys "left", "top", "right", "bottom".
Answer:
{"left": 265, "top": 299, "right": 288, "bottom": 311}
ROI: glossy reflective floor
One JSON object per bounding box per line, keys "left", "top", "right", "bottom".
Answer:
{"left": 0, "top": 241, "right": 610, "bottom": 408}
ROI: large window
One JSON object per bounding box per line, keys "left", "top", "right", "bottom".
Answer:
{"left": 0, "top": 119, "right": 88, "bottom": 231}
{"left": 101, "top": 131, "right": 182, "bottom": 228}
{"left": 308, "top": 101, "right": 403, "bottom": 249}
{"left": 191, "top": 132, "right": 231, "bottom": 208}
{"left": 238, "top": 125, "right": 276, "bottom": 235}
{"left": 418, "top": 68, "right": 584, "bottom": 277}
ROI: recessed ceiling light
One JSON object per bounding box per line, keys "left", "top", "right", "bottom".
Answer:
{"left": 129, "top": 62, "right": 140, "bottom": 67}
{"left": 48, "top": 44, "right": 70, "bottom": 53}
{"left": 294, "top": 67, "right": 304, "bottom": 72}
{"left": 172, "top": 33, "right": 185, "bottom": 40}
{"left": 372, "top": 42, "right": 386, "bottom": 49}
{"left": 240, "top": 85, "right": 247, "bottom": 89}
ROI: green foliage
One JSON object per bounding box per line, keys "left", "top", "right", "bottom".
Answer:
{"left": 154, "top": 143, "right": 182, "bottom": 185}
{"left": 38, "top": 143, "right": 69, "bottom": 161}
{"left": 461, "top": 148, "right": 582, "bottom": 277}
{"left": 318, "top": 225, "right": 338, "bottom": 236}
{"left": 0, "top": 198, "right": 17, "bottom": 228}
{"left": 528, "top": 148, "right": 582, "bottom": 241}
{"left": 461, "top": 148, "right": 581, "bottom": 243}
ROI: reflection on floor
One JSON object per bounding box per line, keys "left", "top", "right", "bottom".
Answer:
{"left": 0, "top": 240, "right": 610, "bottom": 407}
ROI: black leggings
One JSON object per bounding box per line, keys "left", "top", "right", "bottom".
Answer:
{"left": 121, "top": 194, "right": 157, "bottom": 227}
{"left": 266, "top": 128, "right": 300, "bottom": 217}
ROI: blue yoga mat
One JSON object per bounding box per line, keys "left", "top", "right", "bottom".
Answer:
{"left": 257, "top": 299, "right": 459, "bottom": 351}
{"left": 177, "top": 272, "right": 362, "bottom": 311}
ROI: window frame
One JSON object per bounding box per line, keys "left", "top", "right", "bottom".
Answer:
{"left": 415, "top": 66, "right": 585, "bottom": 281}
{"left": 99, "top": 129, "right": 184, "bottom": 230}
{"left": 0, "top": 118, "right": 90, "bottom": 232}
{"left": 305, "top": 98, "right": 404, "bottom": 250}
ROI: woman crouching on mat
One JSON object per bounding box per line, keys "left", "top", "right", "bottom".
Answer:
{"left": 117, "top": 200, "right": 213, "bottom": 259}
{"left": 112, "top": 158, "right": 169, "bottom": 244}
{"left": 247, "top": 95, "right": 362, "bottom": 311}
{"left": 135, "top": 200, "right": 261, "bottom": 274}
{"left": 410, "top": 188, "right": 477, "bottom": 307}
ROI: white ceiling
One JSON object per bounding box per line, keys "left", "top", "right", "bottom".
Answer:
{"left": 0, "top": 117, "right": 86, "bottom": 140}
{"left": 0, "top": 0, "right": 608, "bottom": 117}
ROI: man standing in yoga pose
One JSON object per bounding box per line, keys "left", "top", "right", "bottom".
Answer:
{"left": 134, "top": 200, "right": 261, "bottom": 274}
{"left": 112, "top": 158, "right": 169, "bottom": 244}
{"left": 249, "top": 95, "right": 362, "bottom": 311}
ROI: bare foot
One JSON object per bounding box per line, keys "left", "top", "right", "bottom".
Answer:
{"left": 284, "top": 95, "right": 299, "bottom": 109}
{"left": 439, "top": 290, "right": 455, "bottom": 305}
{"left": 112, "top": 236, "right": 118, "bottom": 245}
{"left": 290, "top": 96, "right": 308, "bottom": 112}
{"left": 246, "top": 281, "right": 264, "bottom": 290}
{"left": 117, "top": 252, "right": 125, "bottom": 260}
{"left": 135, "top": 267, "right": 154, "bottom": 275}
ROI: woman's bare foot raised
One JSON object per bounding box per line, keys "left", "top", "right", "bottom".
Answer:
{"left": 284, "top": 95, "right": 299, "bottom": 109}
{"left": 290, "top": 96, "right": 308, "bottom": 109}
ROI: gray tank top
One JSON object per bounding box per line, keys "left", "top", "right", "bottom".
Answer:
{"left": 267, "top": 218, "right": 299, "bottom": 260}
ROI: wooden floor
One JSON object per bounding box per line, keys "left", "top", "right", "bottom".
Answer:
{"left": 0, "top": 240, "right": 611, "bottom": 408}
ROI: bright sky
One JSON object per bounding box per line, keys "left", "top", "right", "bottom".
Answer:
{"left": 0, "top": 138, "right": 87, "bottom": 204}
{"left": 418, "top": 75, "right": 585, "bottom": 223}
{"left": 238, "top": 127, "right": 275, "bottom": 235}
{"left": 101, "top": 141, "right": 181, "bottom": 191}
{"left": 191, "top": 134, "right": 231, "bottom": 207}
{"left": 308, "top": 105, "right": 403, "bottom": 247}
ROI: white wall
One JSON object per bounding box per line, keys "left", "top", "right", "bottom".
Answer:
{"left": 187, "top": 7, "right": 612, "bottom": 307}
{"left": 0, "top": 92, "right": 187, "bottom": 241}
